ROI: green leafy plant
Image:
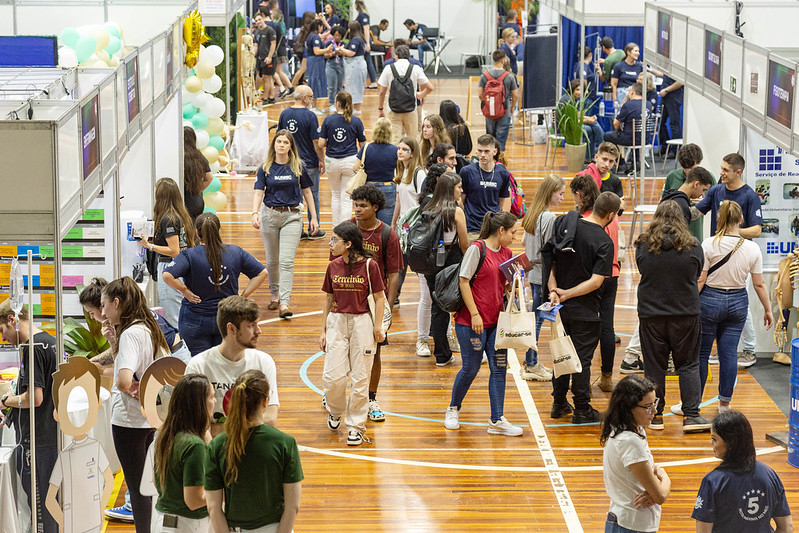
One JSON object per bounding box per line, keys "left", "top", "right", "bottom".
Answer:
{"left": 328, "top": 0, "right": 351, "bottom": 20}
{"left": 557, "top": 89, "right": 588, "bottom": 146}
{"left": 63, "top": 285, "right": 110, "bottom": 358}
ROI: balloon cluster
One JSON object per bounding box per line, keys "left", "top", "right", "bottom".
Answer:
{"left": 59, "top": 23, "right": 123, "bottom": 68}
{"left": 202, "top": 176, "right": 227, "bottom": 214}
{"left": 183, "top": 9, "right": 209, "bottom": 68}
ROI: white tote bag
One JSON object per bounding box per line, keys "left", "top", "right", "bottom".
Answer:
{"left": 365, "top": 258, "right": 392, "bottom": 334}
{"left": 549, "top": 313, "right": 582, "bottom": 378}
{"left": 495, "top": 272, "right": 538, "bottom": 353}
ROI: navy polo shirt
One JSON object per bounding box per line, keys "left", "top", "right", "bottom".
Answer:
{"left": 278, "top": 107, "right": 320, "bottom": 167}
{"left": 460, "top": 162, "right": 512, "bottom": 232}
{"left": 357, "top": 142, "right": 398, "bottom": 182}
{"left": 346, "top": 36, "right": 366, "bottom": 57}
{"left": 305, "top": 32, "right": 323, "bottom": 56}
{"left": 320, "top": 113, "right": 366, "bottom": 158}
{"left": 255, "top": 162, "right": 312, "bottom": 207}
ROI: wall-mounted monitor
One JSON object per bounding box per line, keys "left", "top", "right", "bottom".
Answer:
{"left": 125, "top": 55, "right": 140, "bottom": 123}
{"left": 657, "top": 11, "right": 671, "bottom": 59}
{"left": 704, "top": 29, "right": 722, "bottom": 85}
{"left": 81, "top": 94, "right": 100, "bottom": 180}
{"left": 766, "top": 59, "right": 794, "bottom": 129}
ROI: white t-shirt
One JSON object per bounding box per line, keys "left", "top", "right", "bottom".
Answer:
{"left": 603, "top": 429, "right": 661, "bottom": 532}
{"left": 396, "top": 168, "right": 426, "bottom": 217}
{"left": 702, "top": 235, "right": 762, "bottom": 289}
{"left": 111, "top": 324, "right": 156, "bottom": 429}
{"left": 186, "top": 346, "right": 279, "bottom": 422}
{"left": 49, "top": 437, "right": 110, "bottom": 533}
{"left": 377, "top": 59, "right": 430, "bottom": 107}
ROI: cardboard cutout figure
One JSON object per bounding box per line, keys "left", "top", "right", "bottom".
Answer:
{"left": 137, "top": 357, "right": 186, "bottom": 498}
{"left": 45, "top": 357, "right": 114, "bottom": 533}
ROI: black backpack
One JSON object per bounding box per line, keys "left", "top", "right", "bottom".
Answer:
{"left": 405, "top": 211, "right": 445, "bottom": 275}
{"left": 388, "top": 63, "right": 416, "bottom": 114}
{"left": 433, "top": 240, "right": 487, "bottom": 313}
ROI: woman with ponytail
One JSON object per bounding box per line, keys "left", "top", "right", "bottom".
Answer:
{"left": 182, "top": 126, "right": 213, "bottom": 220}
{"left": 206, "top": 370, "right": 303, "bottom": 533}
{"left": 152, "top": 374, "right": 214, "bottom": 532}
{"left": 102, "top": 277, "right": 171, "bottom": 532}
{"left": 443, "top": 211, "right": 523, "bottom": 437}
{"left": 319, "top": 91, "right": 366, "bottom": 226}
{"left": 697, "top": 200, "right": 772, "bottom": 412}
{"left": 139, "top": 177, "right": 195, "bottom": 329}
{"left": 163, "top": 213, "right": 267, "bottom": 356}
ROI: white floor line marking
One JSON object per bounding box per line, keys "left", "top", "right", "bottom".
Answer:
{"left": 310, "top": 446, "right": 715, "bottom": 452}
{"left": 506, "top": 349, "right": 583, "bottom": 532}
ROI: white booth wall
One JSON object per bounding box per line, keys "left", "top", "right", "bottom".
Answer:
{"left": 155, "top": 96, "right": 182, "bottom": 183}
{"left": 684, "top": 87, "right": 741, "bottom": 175}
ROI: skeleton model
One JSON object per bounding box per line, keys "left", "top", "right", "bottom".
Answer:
{"left": 771, "top": 246, "right": 799, "bottom": 364}
{"left": 241, "top": 34, "right": 257, "bottom": 111}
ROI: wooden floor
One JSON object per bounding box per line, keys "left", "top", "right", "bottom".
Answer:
{"left": 107, "top": 79, "right": 799, "bottom": 532}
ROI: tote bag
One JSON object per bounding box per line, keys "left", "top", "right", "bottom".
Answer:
{"left": 495, "top": 272, "right": 538, "bottom": 352}
{"left": 549, "top": 313, "right": 581, "bottom": 378}
{"left": 365, "top": 258, "right": 392, "bottom": 334}
{"left": 346, "top": 143, "right": 369, "bottom": 196}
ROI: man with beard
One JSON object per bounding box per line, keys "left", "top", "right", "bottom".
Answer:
{"left": 186, "top": 295, "right": 279, "bottom": 436}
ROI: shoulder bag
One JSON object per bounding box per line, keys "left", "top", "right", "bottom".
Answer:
{"left": 365, "top": 258, "right": 392, "bottom": 334}
{"left": 346, "top": 143, "right": 369, "bottom": 196}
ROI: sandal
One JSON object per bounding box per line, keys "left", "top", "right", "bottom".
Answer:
{"left": 268, "top": 301, "right": 280, "bottom": 310}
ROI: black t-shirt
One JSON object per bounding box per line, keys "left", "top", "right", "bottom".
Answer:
{"left": 184, "top": 160, "right": 211, "bottom": 220}
{"left": 661, "top": 189, "right": 692, "bottom": 225}
{"left": 154, "top": 214, "right": 188, "bottom": 262}
{"left": 551, "top": 218, "right": 613, "bottom": 321}
{"left": 254, "top": 25, "right": 277, "bottom": 61}
{"left": 11, "top": 331, "right": 58, "bottom": 448}
{"left": 264, "top": 20, "right": 285, "bottom": 56}
{"left": 636, "top": 235, "right": 703, "bottom": 318}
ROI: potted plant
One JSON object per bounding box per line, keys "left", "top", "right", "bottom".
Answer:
{"left": 63, "top": 284, "right": 110, "bottom": 358}
{"left": 557, "top": 89, "right": 589, "bottom": 172}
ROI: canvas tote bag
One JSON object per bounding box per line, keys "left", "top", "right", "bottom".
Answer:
{"left": 495, "top": 272, "right": 537, "bottom": 353}
{"left": 549, "top": 313, "right": 582, "bottom": 378}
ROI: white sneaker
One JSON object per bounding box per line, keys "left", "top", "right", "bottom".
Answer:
{"left": 416, "top": 338, "right": 431, "bottom": 357}
{"left": 718, "top": 404, "right": 731, "bottom": 413}
{"left": 444, "top": 406, "right": 460, "bottom": 430}
{"left": 708, "top": 353, "right": 719, "bottom": 365}
{"left": 481, "top": 353, "right": 488, "bottom": 364}
{"left": 521, "top": 362, "right": 552, "bottom": 382}
{"left": 487, "top": 416, "right": 523, "bottom": 436}
{"left": 448, "top": 334, "right": 460, "bottom": 352}
{"left": 670, "top": 402, "right": 683, "bottom": 416}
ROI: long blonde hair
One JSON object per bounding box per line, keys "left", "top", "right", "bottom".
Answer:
{"left": 713, "top": 200, "right": 743, "bottom": 245}
{"left": 261, "top": 129, "right": 303, "bottom": 177}
{"left": 420, "top": 115, "right": 451, "bottom": 157}
{"left": 223, "top": 370, "right": 270, "bottom": 485}
{"left": 522, "top": 174, "right": 565, "bottom": 234}
{"left": 394, "top": 136, "right": 424, "bottom": 185}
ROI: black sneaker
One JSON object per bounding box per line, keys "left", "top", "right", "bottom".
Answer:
{"left": 550, "top": 402, "right": 574, "bottom": 419}
{"left": 649, "top": 415, "right": 664, "bottom": 430}
{"left": 571, "top": 407, "right": 600, "bottom": 424}
{"left": 682, "top": 415, "right": 711, "bottom": 433}
{"left": 327, "top": 414, "right": 341, "bottom": 431}
{"left": 308, "top": 228, "right": 326, "bottom": 240}
{"left": 300, "top": 231, "right": 309, "bottom": 240}
{"left": 620, "top": 359, "right": 644, "bottom": 374}
{"left": 264, "top": 98, "right": 276, "bottom": 105}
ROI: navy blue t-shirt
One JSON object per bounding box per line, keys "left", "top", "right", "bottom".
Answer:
{"left": 383, "top": 57, "right": 423, "bottom": 69}
{"left": 696, "top": 183, "right": 763, "bottom": 235}
{"left": 572, "top": 61, "right": 598, "bottom": 100}
{"left": 357, "top": 142, "right": 398, "bottom": 182}
{"left": 305, "top": 32, "right": 323, "bottom": 56}
{"left": 662, "top": 75, "right": 684, "bottom": 100}
{"left": 164, "top": 245, "right": 265, "bottom": 316}
{"left": 501, "top": 22, "right": 521, "bottom": 35}
{"left": 611, "top": 61, "right": 643, "bottom": 90}
{"left": 692, "top": 462, "right": 790, "bottom": 532}
{"left": 278, "top": 107, "right": 320, "bottom": 167}
{"left": 346, "top": 36, "right": 366, "bottom": 57}
{"left": 615, "top": 98, "right": 653, "bottom": 144}
{"left": 255, "top": 162, "right": 312, "bottom": 207}
{"left": 153, "top": 310, "right": 177, "bottom": 344}
{"left": 320, "top": 113, "right": 366, "bottom": 158}
{"left": 327, "top": 14, "right": 340, "bottom": 27}
{"left": 500, "top": 42, "right": 518, "bottom": 74}
{"left": 355, "top": 12, "right": 370, "bottom": 34}
{"left": 460, "top": 162, "right": 512, "bottom": 232}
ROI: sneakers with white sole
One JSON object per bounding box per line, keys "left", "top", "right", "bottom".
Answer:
{"left": 709, "top": 353, "right": 719, "bottom": 365}
{"left": 327, "top": 414, "right": 341, "bottom": 431}
{"left": 738, "top": 350, "right": 756, "bottom": 368}
{"left": 520, "top": 362, "right": 553, "bottom": 381}
{"left": 435, "top": 355, "right": 455, "bottom": 367}
{"left": 104, "top": 506, "right": 134, "bottom": 522}
{"left": 448, "top": 334, "right": 460, "bottom": 352}
{"left": 444, "top": 406, "right": 460, "bottom": 429}
{"left": 368, "top": 399, "right": 386, "bottom": 421}
{"left": 671, "top": 402, "right": 683, "bottom": 416}
{"left": 416, "top": 338, "right": 432, "bottom": 357}
{"left": 487, "top": 416, "right": 523, "bottom": 436}
{"left": 347, "top": 430, "right": 364, "bottom": 446}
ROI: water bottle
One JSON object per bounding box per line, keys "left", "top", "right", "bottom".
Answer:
{"left": 436, "top": 240, "right": 445, "bottom": 267}
{"left": 599, "top": 100, "right": 605, "bottom": 117}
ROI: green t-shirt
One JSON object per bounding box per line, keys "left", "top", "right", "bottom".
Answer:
{"left": 155, "top": 432, "right": 209, "bottom": 519}
{"left": 662, "top": 168, "right": 718, "bottom": 241}
{"left": 603, "top": 49, "right": 625, "bottom": 83}
{"left": 205, "top": 425, "right": 304, "bottom": 530}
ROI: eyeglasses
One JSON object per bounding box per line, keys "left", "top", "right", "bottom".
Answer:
{"left": 636, "top": 397, "right": 660, "bottom": 415}
{"left": 329, "top": 237, "right": 342, "bottom": 244}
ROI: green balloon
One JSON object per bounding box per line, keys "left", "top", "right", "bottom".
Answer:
{"left": 103, "top": 22, "right": 121, "bottom": 39}
{"left": 192, "top": 112, "right": 209, "bottom": 130}
{"left": 75, "top": 34, "right": 97, "bottom": 63}
{"left": 205, "top": 177, "right": 222, "bottom": 193}
{"left": 203, "top": 206, "right": 217, "bottom": 214}
{"left": 60, "top": 28, "right": 80, "bottom": 49}
{"left": 105, "top": 35, "right": 122, "bottom": 56}
{"left": 208, "top": 135, "right": 225, "bottom": 152}
{"left": 182, "top": 103, "right": 198, "bottom": 119}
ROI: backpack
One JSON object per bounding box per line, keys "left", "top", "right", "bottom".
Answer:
{"left": 388, "top": 63, "right": 417, "bottom": 114}
{"left": 396, "top": 170, "right": 426, "bottom": 253}
{"left": 405, "top": 211, "right": 445, "bottom": 275}
{"left": 432, "top": 240, "right": 487, "bottom": 313}
{"left": 508, "top": 171, "right": 526, "bottom": 218}
{"left": 481, "top": 70, "right": 510, "bottom": 120}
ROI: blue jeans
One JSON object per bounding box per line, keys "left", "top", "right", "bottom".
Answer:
{"left": 605, "top": 519, "right": 646, "bottom": 533}
{"left": 157, "top": 261, "right": 182, "bottom": 329}
{"left": 698, "top": 287, "right": 749, "bottom": 402}
{"left": 325, "top": 60, "right": 344, "bottom": 106}
{"left": 524, "top": 282, "right": 544, "bottom": 367}
{"left": 179, "top": 305, "right": 222, "bottom": 356}
{"left": 583, "top": 121, "right": 605, "bottom": 159}
{"left": 306, "top": 166, "right": 321, "bottom": 230}
{"left": 450, "top": 323, "right": 508, "bottom": 422}
{"left": 412, "top": 42, "right": 433, "bottom": 64}
{"left": 371, "top": 181, "right": 396, "bottom": 226}
{"left": 485, "top": 114, "right": 512, "bottom": 151}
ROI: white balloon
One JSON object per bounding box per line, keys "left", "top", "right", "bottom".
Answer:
{"left": 202, "top": 74, "right": 222, "bottom": 94}
{"left": 181, "top": 87, "right": 192, "bottom": 101}
{"left": 209, "top": 161, "right": 221, "bottom": 173}
{"left": 195, "top": 129, "right": 210, "bottom": 149}
{"left": 195, "top": 91, "right": 212, "bottom": 108}
{"left": 202, "top": 97, "right": 226, "bottom": 119}
{"left": 59, "top": 47, "right": 78, "bottom": 68}
{"left": 183, "top": 119, "right": 194, "bottom": 128}
{"left": 203, "top": 45, "right": 225, "bottom": 67}
{"left": 189, "top": 90, "right": 207, "bottom": 107}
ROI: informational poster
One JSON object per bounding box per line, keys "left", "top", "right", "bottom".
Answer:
{"left": 166, "top": 30, "right": 174, "bottom": 88}
{"left": 747, "top": 129, "right": 799, "bottom": 269}
{"left": 766, "top": 60, "right": 795, "bottom": 129}
{"left": 657, "top": 11, "right": 671, "bottom": 59}
{"left": 81, "top": 95, "right": 100, "bottom": 180}
{"left": 704, "top": 30, "right": 722, "bottom": 85}
{"left": 126, "top": 56, "right": 140, "bottom": 121}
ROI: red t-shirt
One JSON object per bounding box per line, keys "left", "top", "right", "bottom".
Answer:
{"left": 454, "top": 242, "right": 512, "bottom": 328}
{"left": 330, "top": 220, "right": 404, "bottom": 281}
{"left": 322, "top": 257, "right": 386, "bottom": 314}
{"left": 576, "top": 163, "right": 602, "bottom": 190}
